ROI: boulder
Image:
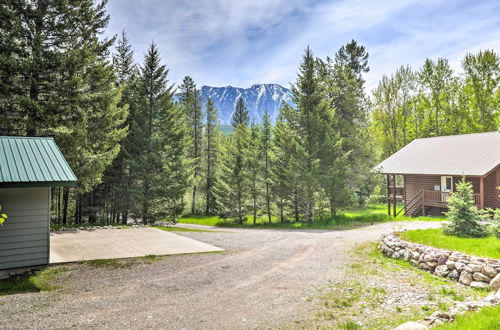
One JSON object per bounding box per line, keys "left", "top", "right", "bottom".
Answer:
{"left": 446, "top": 260, "right": 456, "bottom": 270}
{"left": 490, "top": 273, "right": 500, "bottom": 291}
{"left": 393, "top": 321, "right": 429, "bottom": 330}
{"left": 448, "top": 302, "right": 468, "bottom": 317}
{"left": 470, "top": 281, "right": 489, "bottom": 289}
{"left": 455, "top": 262, "right": 467, "bottom": 272}
{"left": 435, "top": 265, "right": 450, "bottom": 277}
{"left": 469, "top": 263, "right": 482, "bottom": 273}
{"left": 472, "top": 272, "right": 490, "bottom": 283}
{"left": 437, "top": 255, "right": 448, "bottom": 265}
{"left": 459, "top": 271, "right": 473, "bottom": 285}
{"left": 411, "top": 251, "right": 420, "bottom": 260}
{"left": 427, "top": 261, "right": 438, "bottom": 270}
{"left": 481, "top": 265, "right": 497, "bottom": 278}
{"left": 448, "top": 269, "right": 460, "bottom": 280}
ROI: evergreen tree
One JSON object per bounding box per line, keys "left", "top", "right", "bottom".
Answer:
{"left": 283, "top": 47, "right": 324, "bottom": 222}
{"left": 91, "top": 30, "right": 137, "bottom": 225}
{"left": 204, "top": 98, "right": 220, "bottom": 215}
{"left": 261, "top": 110, "right": 273, "bottom": 223}
{"left": 271, "top": 119, "right": 300, "bottom": 222}
{"left": 179, "top": 76, "right": 203, "bottom": 214}
{"left": 444, "top": 179, "right": 487, "bottom": 238}
{"left": 324, "top": 40, "right": 374, "bottom": 209}
{"left": 231, "top": 97, "right": 250, "bottom": 127}
{"left": 0, "top": 0, "right": 128, "bottom": 224}
{"left": 214, "top": 124, "right": 250, "bottom": 224}
{"left": 248, "top": 121, "right": 263, "bottom": 224}
{"left": 130, "top": 42, "right": 190, "bottom": 223}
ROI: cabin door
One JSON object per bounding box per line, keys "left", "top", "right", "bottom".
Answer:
{"left": 440, "top": 176, "right": 453, "bottom": 202}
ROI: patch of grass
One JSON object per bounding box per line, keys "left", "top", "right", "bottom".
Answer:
{"left": 178, "top": 215, "right": 222, "bottom": 226}
{"left": 400, "top": 228, "right": 500, "bottom": 259}
{"left": 0, "top": 266, "right": 68, "bottom": 296}
{"left": 84, "top": 258, "right": 133, "bottom": 269}
{"left": 152, "top": 225, "right": 223, "bottom": 233}
{"left": 339, "top": 320, "right": 362, "bottom": 329}
{"left": 434, "top": 305, "right": 500, "bottom": 329}
{"left": 307, "top": 242, "right": 485, "bottom": 329}
{"left": 178, "top": 204, "right": 444, "bottom": 230}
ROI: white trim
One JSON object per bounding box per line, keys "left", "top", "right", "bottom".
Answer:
{"left": 441, "top": 176, "right": 453, "bottom": 192}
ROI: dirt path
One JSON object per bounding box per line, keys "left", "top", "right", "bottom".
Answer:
{"left": 0, "top": 221, "right": 441, "bottom": 329}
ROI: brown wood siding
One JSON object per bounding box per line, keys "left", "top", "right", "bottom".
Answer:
{"left": 452, "top": 177, "right": 479, "bottom": 193}
{"left": 404, "top": 175, "right": 441, "bottom": 202}
{"left": 484, "top": 167, "right": 499, "bottom": 208}
{"left": 404, "top": 172, "right": 498, "bottom": 210}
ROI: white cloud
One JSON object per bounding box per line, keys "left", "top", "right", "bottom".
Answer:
{"left": 105, "top": 0, "right": 500, "bottom": 89}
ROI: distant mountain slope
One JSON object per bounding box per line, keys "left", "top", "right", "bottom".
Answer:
{"left": 200, "top": 84, "right": 294, "bottom": 125}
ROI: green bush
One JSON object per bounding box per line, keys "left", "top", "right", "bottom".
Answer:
{"left": 482, "top": 208, "right": 500, "bottom": 239}
{"left": 443, "top": 179, "right": 487, "bottom": 238}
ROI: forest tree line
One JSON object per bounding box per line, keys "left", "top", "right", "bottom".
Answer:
{"left": 371, "top": 52, "right": 500, "bottom": 158}
{"left": 1, "top": 1, "right": 498, "bottom": 225}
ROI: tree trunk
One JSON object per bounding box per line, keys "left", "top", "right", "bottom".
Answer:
{"left": 266, "top": 182, "right": 271, "bottom": 224}
{"left": 294, "top": 188, "right": 299, "bottom": 222}
{"left": 62, "top": 187, "right": 69, "bottom": 225}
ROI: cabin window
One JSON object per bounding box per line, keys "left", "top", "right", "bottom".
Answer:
{"left": 441, "top": 176, "right": 453, "bottom": 192}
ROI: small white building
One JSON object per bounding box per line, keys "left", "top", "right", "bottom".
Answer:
{"left": 0, "top": 136, "right": 77, "bottom": 271}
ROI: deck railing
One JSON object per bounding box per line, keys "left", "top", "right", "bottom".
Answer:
{"left": 388, "top": 186, "right": 405, "bottom": 200}
{"left": 422, "top": 190, "right": 480, "bottom": 206}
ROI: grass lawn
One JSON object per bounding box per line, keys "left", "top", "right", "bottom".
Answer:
{"left": 152, "top": 225, "right": 224, "bottom": 233}
{"left": 0, "top": 266, "right": 68, "bottom": 296}
{"left": 400, "top": 229, "right": 500, "bottom": 259}
{"left": 178, "top": 204, "right": 445, "bottom": 230}
{"left": 303, "top": 242, "right": 486, "bottom": 329}
{"left": 435, "top": 305, "right": 500, "bottom": 330}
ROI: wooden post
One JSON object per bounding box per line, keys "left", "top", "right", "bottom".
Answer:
{"left": 479, "top": 176, "right": 484, "bottom": 209}
{"left": 392, "top": 174, "right": 397, "bottom": 217}
{"left": 422, "top": 190, "right": 426, "bottom": 216}
{"left": 386, "top": 174, "right": 391, "bottom": 216}
{"left": 403, "top": 175, "right": 406, "bottom": 215}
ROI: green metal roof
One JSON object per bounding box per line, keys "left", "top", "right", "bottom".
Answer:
{"left": 0, "top": 136, "right": 77, "bottom": 188}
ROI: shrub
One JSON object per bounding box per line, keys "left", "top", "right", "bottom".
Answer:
{"left": 482, "top": 208, "right": 500, "bottom": 239}
{"left": 443, "top": 179, "right": 487, "bottom": 238}
{"left": 0, "top": 205, "right": 7, "bottom": 225}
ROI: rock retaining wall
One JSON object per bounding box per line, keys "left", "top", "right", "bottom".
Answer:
{"left": 379, "top": 233, "right": 500, "bottom": 291}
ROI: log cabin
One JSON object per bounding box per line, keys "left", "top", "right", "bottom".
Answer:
{"left": 376, "top": 131, "right": 500, "bottom": 217}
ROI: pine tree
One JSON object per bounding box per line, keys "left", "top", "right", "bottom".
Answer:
{"left": 261, "top": 110, "right": 273, "bottom": 223}
{"left": 179, "top": 76, "right": 203, "bottom": 214}
{"left": 214, "top": 124, "right": 250, "bottom": 224}
{"left": 130, "top": 42, "right": 190, "bottom": 223}
{"left": 0, "top": 1, "right": 128, "bottom": 224}
{"left": 231, "top": 97, "right": 250, "bottom": 127}
{"left": 248, "top": 122, "right": 263, "bottom": 224}
{"left": 324, "top": 40, "right": 374, "bottom": 209}
{"left": 270, "top": 119, "right": 299, "bottom": 222}
{"left": 204, "top": 98, "right": 220, "bottom": 215}
{"left": 92, "top": 30, "right": 137, "bottom": 225}
{"left": 283, "top": 47, "right": 324, "bottom": 222}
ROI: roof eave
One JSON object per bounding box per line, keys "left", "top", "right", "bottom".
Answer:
{"left": 0, "top": 181, "right": 78, "bottom": 188}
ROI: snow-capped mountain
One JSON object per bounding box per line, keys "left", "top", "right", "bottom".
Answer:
{"left": 200, "top": 84, "right": 294, "bottom": 125}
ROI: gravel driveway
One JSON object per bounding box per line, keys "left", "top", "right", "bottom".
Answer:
{"left": 0, "top": 221, "right": 441, "bottom": 329}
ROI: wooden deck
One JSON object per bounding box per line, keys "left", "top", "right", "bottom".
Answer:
{"left": 387, "top": 189, "right": 481, "bottom": 217}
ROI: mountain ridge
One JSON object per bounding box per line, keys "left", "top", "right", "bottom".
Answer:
{"left": 199, "top": 83, "right": 294, "bottom": 124}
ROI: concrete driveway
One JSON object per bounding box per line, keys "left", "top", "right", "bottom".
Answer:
{"left": 49, "top": 228, "right": 223, "bottom": 263}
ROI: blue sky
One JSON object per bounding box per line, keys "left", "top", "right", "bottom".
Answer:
{"left": 105, "top": 0, "right": 500, "bottom": 91}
